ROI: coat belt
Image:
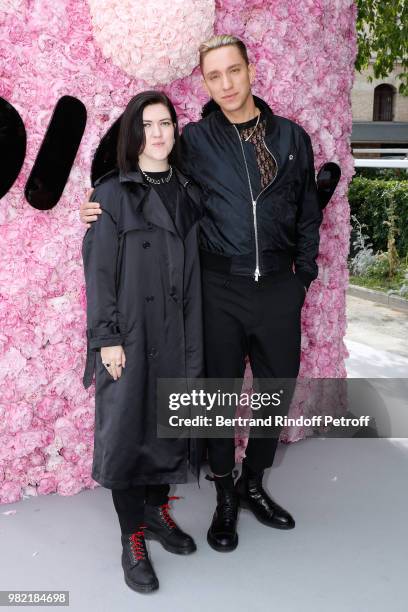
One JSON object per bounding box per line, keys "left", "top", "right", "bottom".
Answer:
{"left": 83, "top": 331, "right": 96, "bottom": 389}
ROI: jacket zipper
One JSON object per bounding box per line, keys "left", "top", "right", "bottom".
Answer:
{"left": 233, "top": 126, "right": 279, "bottom": 281}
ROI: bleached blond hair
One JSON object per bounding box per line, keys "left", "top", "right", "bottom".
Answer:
{"left": 198, "top": 35, "right": 249, "bottom": 70}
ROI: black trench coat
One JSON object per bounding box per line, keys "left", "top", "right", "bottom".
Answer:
{"left": 82, "top": 167, "right": 204, "bottom": 489}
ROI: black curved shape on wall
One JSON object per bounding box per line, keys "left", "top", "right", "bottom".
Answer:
{"left": 25, "top": 96, "right": 87, "bottom": 210}
{"left": 91, "top": 116, "right": 122, "bottom": 186}
{"left": 0, "top": 98, "right": 27, "bottom": 199}
{"left": 316, "top": 162, "right": 341, "bottom": 210}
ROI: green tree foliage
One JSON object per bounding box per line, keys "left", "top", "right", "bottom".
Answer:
{"left": 348, "top": 177, "right": 408, "bottom": 257}
{"left": 356, "top": 0, "right": 408, "bottom": 94}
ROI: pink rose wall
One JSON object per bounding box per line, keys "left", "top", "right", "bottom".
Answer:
{"left": 0, "top": 0, "right": 357, "bottom": 504}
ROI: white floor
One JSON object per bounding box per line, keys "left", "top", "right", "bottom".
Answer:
{"left": 345, "top": 294, "right": 408, "bottom": 378}
{"left": 345, "top": 339, "right": 408, "bottom": 378}
{"left": 1, "top": 296, "right": 408, "bottom": 611}
{"left": 1, "top": 437, "right": 408, "bottom": 612}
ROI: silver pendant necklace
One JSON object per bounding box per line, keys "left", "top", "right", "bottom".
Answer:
{"left": 243, "top": 111, "right": 261, "bottom": 141}
{"left": 141, "top": 166, "right": 173, "bottom": 184}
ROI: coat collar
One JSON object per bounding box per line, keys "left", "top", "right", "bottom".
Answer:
{"left": 118, "top": 167, "right": 145, "bottom": 185}
{"left": 119, "top": 165, "right": 192, "bottom": 188}
{"left": 118, "top": 166, "right": 201, "bottom": 239}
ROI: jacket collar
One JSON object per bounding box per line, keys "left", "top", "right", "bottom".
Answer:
{"left": 201, "top": 94, "right": 277, "bottom": 137}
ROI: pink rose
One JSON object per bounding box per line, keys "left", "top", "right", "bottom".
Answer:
{"left": 38, "top": 474, "right": 57, "bottom": 495}
{"left": 0, "top": 481, "right": 22, "bottom": 504}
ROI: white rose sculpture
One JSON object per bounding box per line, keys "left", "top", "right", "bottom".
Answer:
{"left": 87, "top": 0, "right": 215, "bottom": 85}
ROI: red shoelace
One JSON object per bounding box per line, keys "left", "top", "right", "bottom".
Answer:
{"left": 129, "top": 524, "right": 147, "bottom": 560}
{"left": 159, "top": 495, "right": 181, "bottom": 530}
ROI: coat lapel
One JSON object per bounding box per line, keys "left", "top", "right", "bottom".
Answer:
{"left": 174, "top": 168, "right": 203, "bottom": 239}
{"left": 140, "top": 172, "right": 202, "bottom": 240}
{"left": 119, "top": 168, "right": 176, "bottom": 235}
{"left": 142, "top": 186, "right": 177, "bottom": 235}
{"left": 174, "top": 187, "right": 200, "bottom": 240}
{"left": 119, "top": 167, "right": 202, "bottom": 239}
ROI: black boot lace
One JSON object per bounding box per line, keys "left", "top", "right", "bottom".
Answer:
{"left": 218, "top": 491, "right": 238, "bottom": 525}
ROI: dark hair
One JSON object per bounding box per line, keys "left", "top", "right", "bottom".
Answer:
{"left": 117, "top": 91, "right": 181, "bottom": 173}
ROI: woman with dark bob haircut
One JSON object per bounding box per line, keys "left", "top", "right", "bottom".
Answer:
{"left": 82, "top": 91, "right": 204, "bottom": 594}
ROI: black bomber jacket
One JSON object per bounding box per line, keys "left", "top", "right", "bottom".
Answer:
{"left": 181, "top": 95, "right": 323, "bottom": 289}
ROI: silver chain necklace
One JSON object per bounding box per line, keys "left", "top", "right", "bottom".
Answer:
{"left": 140, "top": 166, "right": 173, "bottom": 184}
{"left": 243, "top": 111, "right": 261, "bottom": 141}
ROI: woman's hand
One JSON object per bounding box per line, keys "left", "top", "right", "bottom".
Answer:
{"left": 100, "top": 345, "right": 126, "bottom": 381}
{"left": 81, "top": 188, "right": 102, "bottom": 228}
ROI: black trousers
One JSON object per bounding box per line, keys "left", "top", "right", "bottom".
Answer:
{"left": 202, "top": 267, "right": 305, "bottom": 475}
{"left": 111, "top": 484, "right": 170, "bottom": 535}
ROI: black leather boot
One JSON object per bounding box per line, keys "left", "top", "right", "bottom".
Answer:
{"left": 207, "top": 477, "right": 239, "bottom": 552}
{"left": 121, "top": 525, "right": 159, "bottom": 593}
{"left": 235, "top": 471, "right": 295, "bottom": 529}
{"left": 144, "top": 497, "right": 196, "bottom": 555}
